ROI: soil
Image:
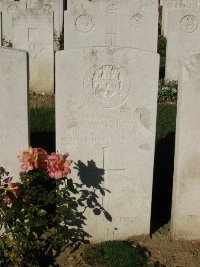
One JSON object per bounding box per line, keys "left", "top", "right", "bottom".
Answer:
{"left": 30, "top": 94, "right": 200, "bottom": 267}
{"left": 29, "top": 93, "right": 55, "bottom": 108}
{"left": 56, "top": 223, "right": 200, "bottom": 267}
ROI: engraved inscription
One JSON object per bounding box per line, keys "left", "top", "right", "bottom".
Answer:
{"left": 84, "top": 65, "right": 131, "bottom": 108}
{"left": 75, "top": 14, "right": 94, "bottom": 33}
{"left": 0, "top": 115, "right": 13, "bottom": 142}
{"left": 7, "top": 4, "right": 18, "bottom": 16}
{"left": 180, "top": 15, "right": 198, "bottom": 33}
{"left": 64, "top": 121, "right": 150, "bottom": 144}
{"left": 131, "top": 13, "right": 143, "bottom": 29}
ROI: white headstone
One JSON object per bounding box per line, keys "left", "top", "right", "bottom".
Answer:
{"left": 171, "top": 52, "right": 200, "bottom": 240}
{"left": 64, "top": 0, "right": 158, "bottom": 51}
{"left": 165, "top": 8, "right": 200, "bottom": 81}
{"left": 13, "top": 9, "right": 54, "bottom": 94}
{"left": 43, "top": 0, "right": 63, "bottom": 36}
{"left": 26, "top": 0, "right": 63, "bottom": 36}
{"left": 0, "top": 47, "right": 29, "bottom": 179}
{"left": 1, "top": 0, "right": 26, "bottom": 42}
{"left": 26, "top": 0, "right": 43, "bottom": 9}
{"left": 56, "top": 47, "right": 159, "bottom": 241}
{"left": 160, "top": 0, "right": 198, "bottom": 37}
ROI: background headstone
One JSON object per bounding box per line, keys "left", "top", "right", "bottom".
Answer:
{"left": 160, "top": 0, "right": 198, "bottom": 37}
{"left": 0, "top": 47, "right": 29, "bottom": 180}
{"left": 56, "top": 47, "right": 159, "bottom": 241}
{"left": 0, "top": 0, "right": 63, "bottom": 44}
{"left": 13, "top": 9, "right": 54, "bottom": 94}
{"left": 1, "top": 0, "right": 26, "bottom": 42}
{"left": 64, "top": 0, "right": 158, "bottom": 52}
{"left": 43, "top": 0, "right": 63, "bottom": 36}
{"left": 171, "top": 52, "right": 200, "bottom": 240}
{"left": 26, "top": 0, "right": 63, "bottom": 36}
{"left": 165, "top": 8, "right": 200, "bottom": 81}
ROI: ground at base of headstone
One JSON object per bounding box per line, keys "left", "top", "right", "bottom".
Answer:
{"left": 55, "top": 223, "right": 200, "bottom": 267}
{"left": 29, "top": 93, "right": 55, "bottom": 108}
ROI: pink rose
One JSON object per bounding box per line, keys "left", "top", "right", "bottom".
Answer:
{"left": 47, "top": 153, "right": 72, "bottom": 179}
{"left": 35, "top": 148, "right": 48, "bottom": 170}
{"left": 18, "top": 147, "right": 48, "bottom": 172}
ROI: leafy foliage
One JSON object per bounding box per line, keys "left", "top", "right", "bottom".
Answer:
{"left": 0, "top": 149, "right": 110, "bottom": 266}
{"left": 83, "top": 240, "right": 147, "bottom": 267}
{"left": 54, "top": 30, "right": 64, "bottom": 50}
{"left": 158, "top": 79, "right": 178, "bottom": 103}
{"left": 2, "top": 36, "right": 12, "bottom": 47}
{"left": 156, "top": 104, "right": 177, "bottom": 141}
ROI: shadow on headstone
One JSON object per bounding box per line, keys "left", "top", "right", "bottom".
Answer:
{"left": 54, "top": 160, "right": 112, "bottom": 249}
{"left": 30, "top": 132, "right": 55, "bottom": 154}
{"left": 74, "top": 160, "right": 112, "bottom": 222}
{"left": 150, "top": 132, "right": 175, "bottom": 234}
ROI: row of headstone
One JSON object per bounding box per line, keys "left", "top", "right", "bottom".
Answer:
{"left": 1, "top": 46, "right": 200, "bottom": 241}
{"left": 57, "top": 0, "right": 159, "bottom": 241}
{"left": 0, "top": 0, "right": 62, "bottom": 94}
{"left": 1, "top": 0, "right": 200, "bottom": 241}
{"left": 64, "top": 0, "right": 158, "bottom": 51}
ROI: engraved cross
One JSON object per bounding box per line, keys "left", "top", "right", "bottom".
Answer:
{"left": 103, "top": 147, "right": 126, "bottom": 176}
{"left": 105, "top": 0, "right": 119, "bottom": 46}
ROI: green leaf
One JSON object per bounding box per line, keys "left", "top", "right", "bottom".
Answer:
{"left": 38, "top": 209, "right": 47, "bottom": 216}
{"left": 0, "top": 237, "right": 5, "bottom": 250}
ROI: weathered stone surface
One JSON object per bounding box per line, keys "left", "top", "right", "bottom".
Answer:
{"left": 171, "top": 52, "right": 200, "bottom": 240}
{"left": 0, "top": 12, "right": 2, "bottom": 45}
{"left": 1, "top": 0, "right": 26, "bottom": 42}
{"left": 13, "top": 9, "right": 54, "bottom": 94}
{"left": 0, "top": 0, "right": 63, "bottom": 43}
{"left": 26, "top": 0, "right": 63, "bottom": 36}
{"left": 160, "top": 0, "right": 198, "bottom": 37}
{"left": 165, "top": 8, "right": 200, "bottom": 81}
{"left": 0, "top": 47, "right": 29, "bottom": 180}
{"left": 64, "top": 0, "right": 158, "bottom": 51}
{"left": 56, "top": 47, "right": 159, "bottom": 241}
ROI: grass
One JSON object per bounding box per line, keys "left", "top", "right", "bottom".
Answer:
{"left": 156, "top": 103, "right": 177, "bottom": 141}
{"left": 83, "top": 241, "right": 147, "bottom": 267}
{"left": 30, "top": 108, "right": 55, "bottom": 133}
